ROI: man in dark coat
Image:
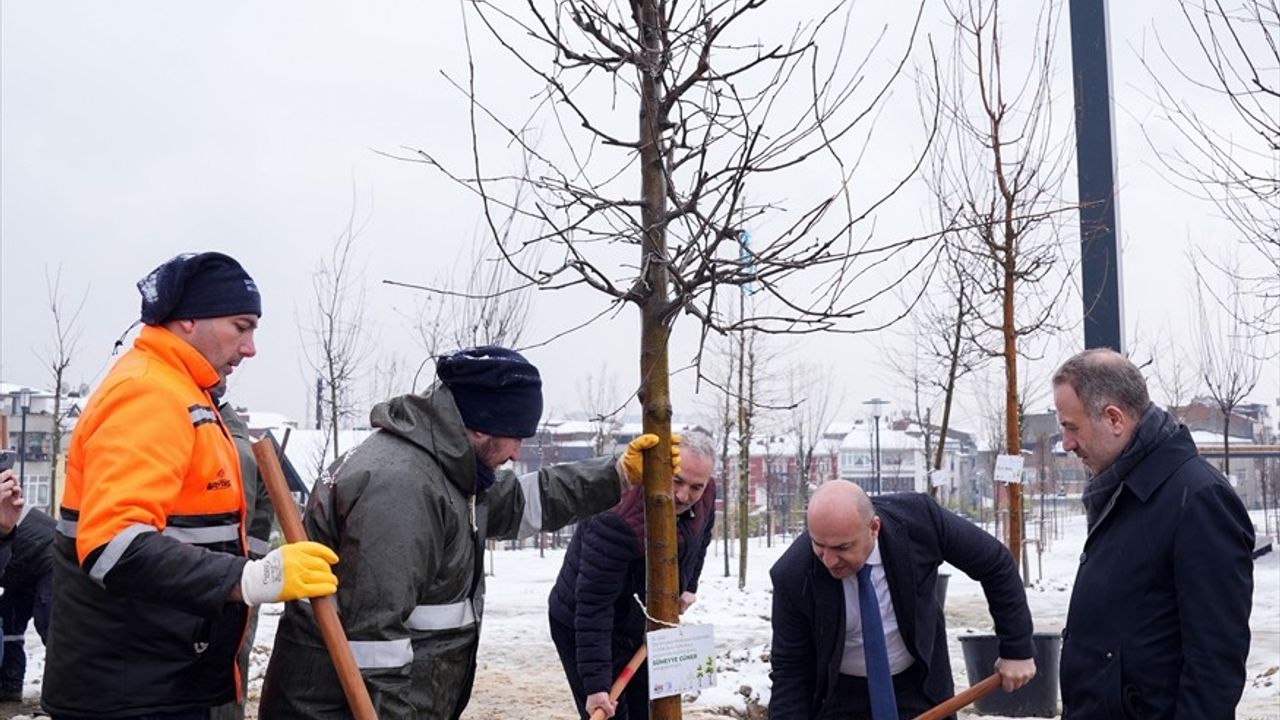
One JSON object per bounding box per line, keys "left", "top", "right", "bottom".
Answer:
{"left": 549, "top": 430, "right": 716, "bottom": 720}
{"left": 0, "top": 506, "right": 55, "bottom": 701}
{"left": 0, "top": 468, "right": 26, "bottom": 669}
{"left": 769, "top": 482, "right": 1036, "bottom": 719}
{"left": 1053, "top": 348, "right": 1254, "bottom": 719}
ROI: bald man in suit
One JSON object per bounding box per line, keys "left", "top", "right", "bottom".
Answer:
{"left": 769, "top": 482, "right": 1036, "bottom": 719}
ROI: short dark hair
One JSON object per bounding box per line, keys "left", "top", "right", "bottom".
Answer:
{"left": 1052, "top": 348, "right": 1151, "bottom": 419}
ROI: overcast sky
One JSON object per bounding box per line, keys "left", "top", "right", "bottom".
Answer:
{"left": 2, "top": 1, "right": 1276, "bottom": 439}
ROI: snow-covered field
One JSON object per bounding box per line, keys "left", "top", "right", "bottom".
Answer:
{"left": 10, "top": 508, "right": 1280, "bottom": 719}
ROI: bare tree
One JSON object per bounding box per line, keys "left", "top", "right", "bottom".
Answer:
{"left": 923, "top": 0, "right": 1076, "bottom": 573}
{"left": 368, "top": 353, "right": 409, "bottom": 419}
{"left": 734, "top": 325, "right": 760, "bottom": 592}
{"left": 697, "top": 332, "right": 739, "bottom": 579}
{"left": 785, "top": 363, "right": 840, "bottom": 528}
{"left": 1261, "top": 456, "right": 1278, "bottom": 536}
{"left": 1144, "top": 0, "right": 1279, "bottom": 338}
{"left": 399, "top": 233, "right": 536, "bottom": 392}
{"left": 1196, "top": 274, "right": 1262, "bottom": 476}
{"left": 446, "top": 243, "right": 535, "bottom": 351}
{"left": 1149, "top": 333, "right": 1201, "bottom": 420}
{"left": 921, "top": 242, "right": 986, "bottom": 489}
{"left": 407, "top": 6, "right": 944, "bottom": 699}
{"left": 887, "top": 243, "right": 983, "bottom": 500}
{"left": 579, "top": 362, "right": 625, "bottom": 455}
{"left": 39, "top": 267, "right": 87, "bottom": 515}
{"left": 701, "top": 298, "right": 784, "bottom": 585}
{"left": 304, "top": 202, "right": 370, "bottom": 463}
{"left": 881, "top": 333, "right": 940, "bottom": 488}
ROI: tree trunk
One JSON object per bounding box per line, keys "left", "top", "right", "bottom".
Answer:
{"left": 1259, "top": 462, "right": 1269, "bottom": 536}
{"left": 932, "top": 282, "right": 967, "bottom": 477}
{"left": 1002, "top": 257, "right": 1023, "bottom": 577}
{"left": 798, "top": 447, "right": 812, "bottom": 526}
{"left": 922, "top": 406, "right": 934, "bottom": 497}
{"left": 720, "top": 382, "right": 733, "bottom": 578}
{"left": 736, "top": 328, "right": 751, "bottom": 591}
{"left": 1222, "top": 414, "right": 1231, "bottom": 476}
{"left": 765, "top": 471, "right": 772, "bottom": 548}
{"left": 328, "top": 377, "right": 341, "bottom": 463}
{"left": 636, "top": 2, "right": 681, "bottom": 717}
{"left": 50, "top": 383, "right": 63, "bottom": 515}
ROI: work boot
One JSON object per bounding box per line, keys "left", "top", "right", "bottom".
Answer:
{"left": 0, "top": 687, "right": 22, "bottom": 702}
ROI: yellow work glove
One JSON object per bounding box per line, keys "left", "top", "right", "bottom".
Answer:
{"left": 617, "top": 433, "right": 682, "bottom": 485}
{"left": 239, "top": 540, "right": 339, "bottom": 606}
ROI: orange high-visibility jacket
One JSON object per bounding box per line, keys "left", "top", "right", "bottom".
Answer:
{"left": 44, "top": 324, "right": 251, "bottom": 717}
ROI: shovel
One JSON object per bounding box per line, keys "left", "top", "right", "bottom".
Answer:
{"left": 253, "top": 438, "right": 379, "bottom": 720}
{"left": 910, "top": 672, "right": 1002, "bottom": 720}
{"left": 588, "top": 645, "right": 649, "bottom": 720}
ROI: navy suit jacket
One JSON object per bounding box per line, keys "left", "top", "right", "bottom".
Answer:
{"left": 769, "top": 492, "right": 1033, "bottom": 719}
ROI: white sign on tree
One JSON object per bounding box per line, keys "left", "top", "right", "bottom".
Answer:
{"left": 993, "top": 454, "right": 1025, "bottom": 484}
{"left": 646, "top": 624, "right": 716, "bottom": 699}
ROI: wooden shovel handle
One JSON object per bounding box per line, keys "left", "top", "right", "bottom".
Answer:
{"left": 911, "top": 672, "right": 1002, "bottom": 720}
{"left": 588, "top": 644, "right": 649, "bottom": 720}
{"left": 252, "top": 438, "right": 378, "bottom": 720}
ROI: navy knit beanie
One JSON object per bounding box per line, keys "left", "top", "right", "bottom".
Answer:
{"left": 137, "top": 252, "right": 261, "bottom": 326}
{"left": 437, "top": 346, "right": 543, "bottom": 439}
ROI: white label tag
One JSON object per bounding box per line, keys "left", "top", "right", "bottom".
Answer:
{"left": 993, "top": 454, "right": 1025, "bottom": 484}
{"left": 646, "top": 623, "right": 716, "bottom": 699}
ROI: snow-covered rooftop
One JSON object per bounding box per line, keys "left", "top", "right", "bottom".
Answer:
{"left": 1189, "top": 430, "right": 1257, "bottom": 447}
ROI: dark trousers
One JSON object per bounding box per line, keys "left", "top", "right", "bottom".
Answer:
{"left": 550, "top": 616, "right": 649, "bottom": 720}
{"left": 815, "top": 663, "right": 940, "bottom": 720}
{"left": 0, "top": 571, "right": 53, "bottom": 693}
{"left": 209, "top": 605, "right": 260, "bottom": 720}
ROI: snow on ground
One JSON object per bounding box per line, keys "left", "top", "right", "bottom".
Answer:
{"left": 9, "top": 507, "right": 1280, "bottom": 719}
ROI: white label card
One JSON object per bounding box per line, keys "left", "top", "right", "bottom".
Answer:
{"left": 993, "top": 454, "right": 1025, "bottom": 484}
{"left": 646, "top": 623, "right": 716, "bottom": 699}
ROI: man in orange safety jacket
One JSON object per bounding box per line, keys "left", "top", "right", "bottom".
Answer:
{"left": 42, "top": 252, "right": 339, "bottom": 720}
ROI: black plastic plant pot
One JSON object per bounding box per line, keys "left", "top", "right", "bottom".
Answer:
{"left": 958, "top": 631, "right": 1061, "bottom": 717}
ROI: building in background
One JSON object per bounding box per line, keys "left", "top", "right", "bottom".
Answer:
{"left": 0, "top": 383, "right": 84, "bottom": 513}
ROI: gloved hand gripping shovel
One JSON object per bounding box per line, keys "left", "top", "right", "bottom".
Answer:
{"left": 252, "top": 438, "right": 379, "bottom": 720}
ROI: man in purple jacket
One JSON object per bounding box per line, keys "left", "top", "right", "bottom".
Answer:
{"left": 549, "top": 431, "right": 717, "bottom": 720}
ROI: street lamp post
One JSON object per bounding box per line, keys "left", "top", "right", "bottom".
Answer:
{"left": 17, "top": 387, "right": 33, "bottom": 491}
{"left": 863, "top": 398, "right": 889, "bottom": 494}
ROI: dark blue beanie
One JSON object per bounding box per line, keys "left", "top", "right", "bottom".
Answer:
{"left": 137, "top": 252, "right": 261, "bottom": 326}
{"left": 437, "top": 346, "right": 543, "bottom": 439}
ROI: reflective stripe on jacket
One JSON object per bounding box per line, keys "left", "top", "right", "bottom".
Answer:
{"left": 42, "top": 325, "right": 250, "bottom": 718}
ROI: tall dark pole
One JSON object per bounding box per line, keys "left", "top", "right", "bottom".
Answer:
{"left": 1070, "top": 0, "right": 1124, "bottom": 352}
